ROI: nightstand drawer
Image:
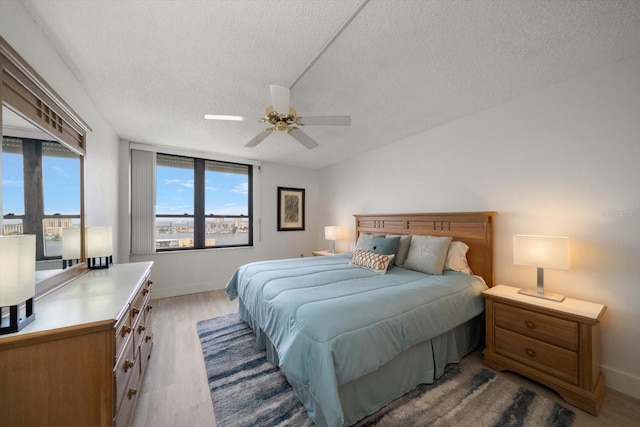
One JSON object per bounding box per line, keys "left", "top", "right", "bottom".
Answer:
{"left": 495, "top": 327, "right": 579, "bottom": 385}
{"left": 495, "top": 303, "right": 578, "bottom": 351}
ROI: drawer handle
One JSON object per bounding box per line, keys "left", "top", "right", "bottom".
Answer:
{"left": 137, "top": 325, "right": 146, "bottom": 334}
{"left": 120, "top": 326, "right": 132, "bottom": 337}
{"left": 124, "top": 360, "right": 135, "bottom": 373}
{"left": 524, "top": 320, "right": 536, "bottom": 329}
{"left": 143, "top": 288, "right": 150, "bottom": 295}
{"left": 525, "top": 348, "right": 537, "bottom": 358}
{"left": 147, "top": 305, "right": 153, "bottom": 312}
{"left": 127, "top": 388, "right": 138, "bottom": 399}
{"left": 132, "top": 307, "right": 140, "bottom": 317}
{"left": 145, "top": 335, "right": 152, "bottom": 343}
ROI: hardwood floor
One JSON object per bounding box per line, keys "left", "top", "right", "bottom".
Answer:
{"left": 132, "top": 290, "right": 640, "bottom": 427}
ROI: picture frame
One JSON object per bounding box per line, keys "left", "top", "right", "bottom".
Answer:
{"left": 277, "top": 187, "right": 305, "bottom": 231}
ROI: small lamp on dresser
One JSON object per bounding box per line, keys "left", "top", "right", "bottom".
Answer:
{"left": 86, "top": 226, "right": 113, "bottom": 268}
{"left": 513, "top": 234, "right": 570, "bottom": 302}
{"left": 62, "top": 227, "right": 82, "bottom": 269}
{"left": 324, "top": 226, "right": 343, "bottom": 253}
{"left": 0, "top": 234, "right": 36, "bottom": 335}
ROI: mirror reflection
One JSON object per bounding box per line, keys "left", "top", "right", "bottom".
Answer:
{"left": 2, "top": 106, "right": 81, "bottom": 280}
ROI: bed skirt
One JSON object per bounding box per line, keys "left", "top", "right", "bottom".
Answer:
{"left": 238, "top": 300, "right": 484, "bottom": 426}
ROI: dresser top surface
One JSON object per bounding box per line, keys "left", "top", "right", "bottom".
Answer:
{"left": 1, "top": 262, "right": 153, "bottom": 340}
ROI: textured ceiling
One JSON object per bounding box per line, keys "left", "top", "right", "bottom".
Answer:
{"left": 18, "top": 0, "right": 640, "bottom": 169}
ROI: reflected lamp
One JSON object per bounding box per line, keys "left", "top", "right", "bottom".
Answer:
{"left": 324, "top": 226, "right": 342, "bottom": 254}
{"left": 62, "top": 227, "right": 82, "bottom": 269}
{"left": 513, "top": 234, "right": 570, "bottom": 302}
{"left": 0, "top": 235, "right": 36, "bottom": 335}
{"left": 86, "top": 226, "right": 113, "bottom": 268}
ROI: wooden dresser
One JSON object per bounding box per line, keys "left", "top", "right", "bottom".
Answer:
{"left": 0, "top": 261, "right": 153, "bottom": 427}
{"left": 482, "top": 285, "right": 606, "bottom": 415}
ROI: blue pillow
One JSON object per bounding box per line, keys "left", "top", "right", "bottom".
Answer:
{"left": 369, "top": 235, "right": 401, "bottom": 264}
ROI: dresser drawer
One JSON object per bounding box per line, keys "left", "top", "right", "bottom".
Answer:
{"left": 114, "top": 336, "right": 137, "bottom": 410}
{"left": 115, "top": 355, "right": 142, "bottom": 427}
{"left": 114, "top": 310, "right": 132, "bottom": 358}
{"left": 495, "top": 327, "right": 578, "bottom": 385}
{"left": 495, "top": 302, "right": 578, "bottom": 351}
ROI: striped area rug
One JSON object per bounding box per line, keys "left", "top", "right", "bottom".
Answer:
{"left": 197, "top": 313, "right": 575, "bottom": 427}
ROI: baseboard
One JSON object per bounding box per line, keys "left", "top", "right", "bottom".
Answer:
{"left": 601, "top": 365, "right": 640, "bottom": 400}
{"left": 152, "top": 282, "right": 224, "bottom": 300}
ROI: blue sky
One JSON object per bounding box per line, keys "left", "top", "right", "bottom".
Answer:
{"left": 156, "top": 165, "right": 248, "bottom": 216}
{"left": 1, "top": 152, "right": 80, "bottom": 215}
{"left": 2, "top": 152, "right": 248, "bottom": 217}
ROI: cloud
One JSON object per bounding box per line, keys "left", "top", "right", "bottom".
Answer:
{"left": 2, "top": 178, "right": 23, "bottom": 187}
{"left": 162, "top": 178, "right": 194, "bottom": 190}
{"left": 231, "top": 181, "right": 248, "bottom": 195}
{"left": 52, "top": 166, "right": 70, "bottom": 178}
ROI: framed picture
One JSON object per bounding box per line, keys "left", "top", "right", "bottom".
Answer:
{"left": 277, "top": 187, "right": 305, "bottom": 231}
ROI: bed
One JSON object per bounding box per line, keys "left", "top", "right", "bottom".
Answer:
{"left": 226, "top": 212, "right": 496, "bottom": 426}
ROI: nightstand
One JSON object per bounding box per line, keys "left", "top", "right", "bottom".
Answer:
{"left": 482, "top": 285, "right": 606, "bottom": 415}
{"left": 312, "top": 250, "right": 343, "bottom": 256}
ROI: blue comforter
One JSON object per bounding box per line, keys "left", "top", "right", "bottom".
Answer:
{"left": 226, "top": 254, "right": 487, "bottom": 426}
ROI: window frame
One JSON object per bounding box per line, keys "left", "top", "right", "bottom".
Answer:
{"left": 154, "top": 153, "right": 253, "bottom": 252}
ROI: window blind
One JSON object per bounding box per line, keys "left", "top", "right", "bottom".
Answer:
{"left": 130, "top": 149, "right": 156, "bottom": 254}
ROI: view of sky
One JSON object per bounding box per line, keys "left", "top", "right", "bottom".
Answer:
{"left": 156, "top": 165, "right": 248, "bottom": 216}
{"left": 2, "top": 152, "right": 248, "bottom": 217}
{"left": 1, "top": 152, "right": 80, "bottom": 215}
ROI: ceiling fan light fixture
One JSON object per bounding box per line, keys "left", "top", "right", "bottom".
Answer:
{"left": 269, "top": 85, "right": 290, "bottom": 116}
{"left": 204, "top": 114, "right": 245, "bottom": 121}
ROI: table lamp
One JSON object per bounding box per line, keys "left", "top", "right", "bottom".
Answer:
{"left": 0, "top": 235, "right": 36, "bottom": 335}
{"left": 513, "top": 234, "right": 570, "bottom": 302}
{"left": 62, "top": 227, "right": 82, "bottom": 269}
{"left": 324, "top": 226, "right": 342, "bottom": 253}
{"left": 86, "top": 226, "right": 113, "bottom": 268}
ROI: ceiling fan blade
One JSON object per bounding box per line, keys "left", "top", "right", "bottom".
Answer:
{"left": 269, "top": 85, "right": 290, "bottom": 115}
{"left": 245, "top": 129, "right": 273, "bottom": 147}
{"left": 288, "top": 127, "right": 319, "bottom": 149}
{"left": 204, "top": 114, "right": 247, "bottom": 121}
{"left": 297, "top": 115, "right": 351, "bottom": 126}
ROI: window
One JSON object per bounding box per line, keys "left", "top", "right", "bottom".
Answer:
{"left": 154, "top": 153, "right": 252, "bottom": 251}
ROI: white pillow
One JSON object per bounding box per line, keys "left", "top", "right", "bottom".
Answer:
{"left": 403, "top": 235, "right": 452, "bottom": 275}
{"left": 444, "top": 241, "right": 472, "bottom": 275}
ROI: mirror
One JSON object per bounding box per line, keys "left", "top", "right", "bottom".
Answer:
{"left": 1, "top": 36, "right": 90, "bottom": 298}
{"left": 2, "top": 106, "right": 83, "bottom": 284}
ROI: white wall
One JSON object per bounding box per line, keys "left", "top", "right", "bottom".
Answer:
{"left": 320, "top": 53, "right": 640, "bottom": 399}
{"left": 1, "top": 0, "right": 122, "bottom": 259}
{"left": 127, "top": 159, "right": 320, "bottom": 298}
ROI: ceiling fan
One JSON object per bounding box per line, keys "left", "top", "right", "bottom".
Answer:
{"left": 205, "top": 85, "right": 351, "bottom": 149}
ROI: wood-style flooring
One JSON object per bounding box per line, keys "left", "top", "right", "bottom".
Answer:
{"left": 132, "top": 290, "right": 640, "bottom": 427}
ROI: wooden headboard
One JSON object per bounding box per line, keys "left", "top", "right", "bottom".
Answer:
{"left": 354, "top": 212, "right": 496, "bottom": 286}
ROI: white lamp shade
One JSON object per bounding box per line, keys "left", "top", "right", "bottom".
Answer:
{"left": 324, "top": 226, "right": 341, "bottom": 241}
{"left": 86, "top": 227, "right": 113, "bottom": 258}
{"left": 0, "top": 235, "right": 36, "bottom": 306}
{"left": 513, "top": 235, "right": 570, "bottom": 270}
{"left": 62, "top": 227, "right": 82, "bottom": 260}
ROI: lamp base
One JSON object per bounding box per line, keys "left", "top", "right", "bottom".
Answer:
{"left": 88, "top": 255, "right": 113, "bottom": 269}
{"left": 518, "top": 288, "right": 565, "bottom": 302}
{"left": 0, "top": 298, "right": 36, "bottom": 335}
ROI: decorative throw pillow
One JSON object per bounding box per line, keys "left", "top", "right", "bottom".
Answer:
{"left": 369, "top": 235, "right": 400, "bottom": 264}
{"left": 350, "top": 249, "right": 395, "bottom": 274}
{"left": 403, "top": 235, "right": 453, "bottom": 275}
{"left": 444, "top": 241, "right": 472, "bottom": 274}
{"left": 386, "top": 234, "right": 412, "bottom": 265}
{"left": 354, "top": 233, "right": 374, "bottom": 251}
